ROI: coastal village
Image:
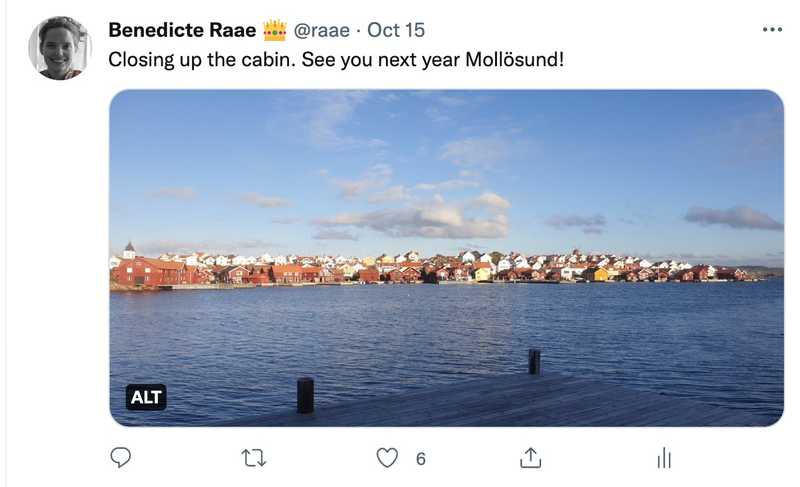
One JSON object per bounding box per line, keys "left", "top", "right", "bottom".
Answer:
{"left": 110, "top": 242, "right": 753, "bottom": 290}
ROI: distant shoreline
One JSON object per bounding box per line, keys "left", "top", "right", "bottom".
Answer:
{"left": 109, "top": 278, "right": 771, "bottom": 293}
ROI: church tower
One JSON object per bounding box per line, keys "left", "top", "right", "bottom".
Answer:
{"left": 123, "top": 241, "right": 136, "bottom": 260}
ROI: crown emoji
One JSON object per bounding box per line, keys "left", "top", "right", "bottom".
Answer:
{"left": 263, "top": 20, "right": 287, "bottom": 41}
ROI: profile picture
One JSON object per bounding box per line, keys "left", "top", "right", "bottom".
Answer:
{"left": 28, "top": 16, "right": 90, "bottom": 80}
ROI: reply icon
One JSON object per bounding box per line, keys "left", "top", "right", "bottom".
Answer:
{"left": 110, "top": 447, "right": 131, "bottom": 468}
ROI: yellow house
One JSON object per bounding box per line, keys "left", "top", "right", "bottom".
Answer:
{"left": 362, "top": 256, "right": 376, "bottom": 266}
{"left": 376, "top": 254, "right": 395, "bottom": 264}
{"left": 338, "top": 263, "right": 355, "bottom": 279}
{"left": 475, "top": 267, "right": 492, "bottom": 282}
{"left": 585, "top": 267, "right": 609, "bottom": 282}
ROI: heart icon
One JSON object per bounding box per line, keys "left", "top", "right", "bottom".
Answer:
{"left": 376, "top": 447, "right": 398, "bottom": 468}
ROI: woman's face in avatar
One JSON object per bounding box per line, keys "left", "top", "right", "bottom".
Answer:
{"left": 41, "top": 27, "right": 76, "bottom": 78}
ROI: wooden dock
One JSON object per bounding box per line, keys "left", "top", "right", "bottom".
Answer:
{"left": 221, "top": 372, "right": 768, "bottom": 427}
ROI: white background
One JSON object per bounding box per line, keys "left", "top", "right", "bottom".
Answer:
{"left": 1, "top": 0, "right": 796, "bottom": 485}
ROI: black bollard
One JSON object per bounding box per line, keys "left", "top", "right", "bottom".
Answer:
{"left": 528, "top": 349, "right": 541, "bottom": 375}
{"left": 297, "top": 377, "right": 314, "bottom": 414}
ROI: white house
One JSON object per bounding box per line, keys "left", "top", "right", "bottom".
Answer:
{"left": 109, "top": 255, "right": 122, "bottom": 269}
{"left": 497, "top": 258, "right": 512, "bottom": 272}
{"left": 461, "top": 251, "right": 477, "bottom": 263}
{"left": 513, "top": 254, "right": 530, "bottom": 269}
{"left": 215, "top": 255, "right": 230, "bottom": 266}
{"left": 231, "top": 255, "right": 248, "bottom": 266}
{"left": 561, "top": 266, "right": 585, "bottom": 280}
{"left": 479, "top": 253, "right": 493, "bottom": 263}
{"left": 639, "top": 259, "right": 653, "bottom": 268}
{"left": 337, "top": 263, "right": 356, "bottom": 278}
{"left": 183, "top": 254, "right": 199, "bottom": 266}
{"left": 260, "top": 252, "right": 274, "bottom": 264}
{"left": 274, "top": 255, "right": 288, "bottom": 265}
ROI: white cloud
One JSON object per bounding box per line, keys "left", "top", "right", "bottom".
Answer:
{"left": 414, "top": 179, "right": 479, "bottom": 191}
{"left": 315, "top": 194, "right": 510, "bottom": 239}
{"left": 367, "top": 185, "right": 411, "bottom": 203}
{"left": 312, "top": 229, "right": 359, "bottom": 241}
{"left": 546, "top": 214, "right": 607, "bottom": 234}
{"left": 329, "top": 163, "right": 393, "bottom": 199}
{"left": 307, "top": 92, "right": 388, "bottom": 149}
{"left": 440, "top": 135, "right": 510, "bottom": 168}
{"left": 241, "top": 192, "right": 290, "bottom": 208}
{"left": 272, "top": 217, "right": 302, "bottom": 224}
{"left": 472, "top": 192, "right": 511, "bottom": 211}
{"left": 128, "top": 239, "right": 283, "bottom": 256}
{"left": 150, "top": 187, "right": 196, "bottom": 200}
{"left": 684, "top": 206, "right": 783, "bottom": 231}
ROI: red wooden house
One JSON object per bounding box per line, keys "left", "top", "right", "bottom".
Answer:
{"left": 386, "top": 269, "right": 404, "bottom": 282}
{"left": 270, "top": 264, "right": 303, "bottom": 283}
{"left": 218, "top": 265, "right": 250, "bottom": 284}
{"left": 319, "top": 267, "right": 344, "bottom": 283}
{"left": 301, "top": 266, "right": 322, "bottom": 282}
{"left": 622, "top": 271, "right": 638, "bottom": 282}
{"left": 359, "top": 266, "right": 380, "bottom": 283}
{"left": 248, "top": 265, "right": 272, "bottom": 285}
{"left": 637, "top": 268, "right": 654, "bottom": 281}
{"left": 716, "top": 267, "right": 746, "bottom": 281}
{"left": 183, "top": 265, "right": 212, "bottom": 284}
{"left": 497, "top": 269, "right": 521, "bottom": 281}
{"left": 450, "top": 266, "right": 468, "bottom": 281}
{"left": 113, "top": 256, "right": 186, "bottom": 286}
{"left": 400, "top": 267, "right": 422, "bottom": 282}
{"left": 546, "top": 269, "right": 562, "bottom": 281}
{"left": 689, "top": 265, "right": 709, "bottom": 281}
{"left": 531, "top": 269, "right": 547, "bottom": 280}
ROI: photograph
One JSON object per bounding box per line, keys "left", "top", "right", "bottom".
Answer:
{"left": 109, "top": 90, "right": 783, "bottom": 426}
{"left": 29, "top": 16, "right": 89, "bottom": 80}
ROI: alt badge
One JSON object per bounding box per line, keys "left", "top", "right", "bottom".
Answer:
{"left": 125, "top": 384, "right": 167, "bottom": 411}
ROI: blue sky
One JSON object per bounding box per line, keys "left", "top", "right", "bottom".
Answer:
{"left": 110, "top": 90, "right": 784, "bottom": 266}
